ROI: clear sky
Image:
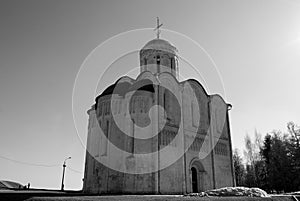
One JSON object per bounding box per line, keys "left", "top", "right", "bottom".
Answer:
{"left": 0, "top": 0, "right": 300, "bottom": 190}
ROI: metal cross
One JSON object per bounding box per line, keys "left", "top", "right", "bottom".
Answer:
{"left": 154, "top": 17, "right": 163, "bottom": 39}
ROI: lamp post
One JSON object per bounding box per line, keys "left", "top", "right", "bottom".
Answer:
{"left": 61, "top": 156, "right": 71, "bottom": 191}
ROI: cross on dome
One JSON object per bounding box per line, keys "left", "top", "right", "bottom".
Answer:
{"left": 154, "top": 17, "right": 163, "bottom": 39}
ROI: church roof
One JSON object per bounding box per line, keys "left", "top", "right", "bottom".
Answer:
{"left": 128, "top": 79, "right": 155, "bottom": 93}
{"left": 97, "top": 81, "right": 131, "bottom": 99}
{"left": 141, "top": 38, "right": 178, "bottom": 55}
{"left": 96, "top": 78, "right": 154, "bottom": 101}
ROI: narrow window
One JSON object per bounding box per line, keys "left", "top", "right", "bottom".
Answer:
{"left": 101, "top": 120, "right": 109, "bottom": 156}
{"left": 132, "top": 98, "right": 135, "bottom": 113}
{"left": 105, "top": 121, "right": 109, "bottom": 137}
{"left": 113, "top": 100, "right": 116, "bottom": 115}
{"left": 160, "top": 133, "right": 164, "bottom": 145}
{"left": 129, "top": 99, "right": 132, "bottom": 113}
{"left": 167, "top": 131, "right": 171, "bottom": 145}
{"left": 92, "top": 159, "right": 95, "bottom": 175}
{"left": 156, "top": 55, "right": 160, "bottom": 73}
{"left": 144, "top": 98, "right": 148, "bottom": 112}
{"left": 163, "top": 92, "right": 167, "bottom": 118}
{"left": 115, "top": 100, "right": 118, "bottom": 114}
{"left": 108, "top": 102, "right": 111, "bottom": 115}
{"left": 105, "top": 102, "right": 109, "bottom": 115}
{"left": 131, "top": 120, "right": 135, "bottom": 154}
{"left": 140, "top": 97, "right": 144, "bottom": 113}
{"left": 99, "top": 103, "right": 102, "bottom": 116}
{"left": 192, "top": 101, "right": 199, "bottom": 127}
{"left": 118, "top": 100, "right": 121, "bottom": 114}
{"left": 163, "top": 93, "right": 166, "bottom": 108}
{"left": 130, "top": 98, "right": 134, "bottom": 113}
{"left": 156, "top": 55, "right": 160, "bottom": 65}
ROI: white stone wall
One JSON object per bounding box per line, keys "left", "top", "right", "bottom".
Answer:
{"left": 210, "top": 95, "right": 234, "bottom": 188}
{"left": 83, "top": 71, "right": 234, "bottom": 194}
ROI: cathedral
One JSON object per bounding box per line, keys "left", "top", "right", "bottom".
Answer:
{"left": 83, "top": 27, "right": 235, "bottom": 194}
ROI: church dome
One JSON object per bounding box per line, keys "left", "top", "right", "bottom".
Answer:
{"left": 141, "top": 38, "right": 178, "bottom": 55}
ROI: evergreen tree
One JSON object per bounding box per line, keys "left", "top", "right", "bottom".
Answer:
{"left": 237, "top": 122, "right": 300, "bottom": 193}
{"left": 287, "top": 122, "right": 300, "bottom": 191}
{"left": 260, "top": 134, "right": 271, "bottom": 192}
{"left": 233, "top": 148, "right": 245, "bottom": 186}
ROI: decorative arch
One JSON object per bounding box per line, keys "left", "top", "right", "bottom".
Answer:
{"left": 159, "top": 72, "right": 181, "bottom": 92}
{"left": 189, "top": 158, "right": 205, "bottom": 193}
{"left": 117, "top": 75, "right": 135, "bottom": 84}
{"left": 136, "top": 71, "right": 158, "bottom": 83}
{"left": 189, "top": 158, "right": 205, "bottom": 172}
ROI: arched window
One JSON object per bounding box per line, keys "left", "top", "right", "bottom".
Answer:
{"left": 106, "top": 120, "right": 109, "bottom": 137}
{"left": 118, "top": 100, "right": 122, "bottom": 114}
{"left": 163, "top": 92, "right": 167, "bottom": 118}
{"left": 163, "top": 92, "right": 166, "bottom": 108}
{"left": 191, "top": 100, "right": 200, "bottom": 127}
{"left": 164, "top": 91, "right": 171, "bottom": 121}
{"left": 100, "top": 120, "right": 109, "bottom": 156}
{"left": 130, "top": 97, "right": 136, "bottom": 113}
{"left": 99, "top": 103, "right": 102, "bottom": 116}
{"left": 140, "top": 97, "right": 144, "bottom": 113}
{"left": 156, "top": 55, "right": 160, "bottom": 65}
{"left": 133, "top": 98, "right": 136, "bottom": 113}
{"left": 131, "top": 119, "right": 135, "bottom": 154}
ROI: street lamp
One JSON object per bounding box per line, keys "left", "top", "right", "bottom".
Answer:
{"left": 61, "top": 156, "right": 71, "bottom": 191}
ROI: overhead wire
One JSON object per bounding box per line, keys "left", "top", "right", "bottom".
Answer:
{"left": 0, "top": 154, "right": 83, "bottom": 174}
{"left": 0, "top": 154, "right": 60, "bottom": 167}
{"left": 67, "top": 166, "right": 82, "bottom": 174}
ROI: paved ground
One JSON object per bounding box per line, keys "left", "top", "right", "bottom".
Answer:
{"left": 0, "top": 190, "right": 298, "bottom": 201}
{"left": 25, "top": 195, "right": 298, "bottom": 201}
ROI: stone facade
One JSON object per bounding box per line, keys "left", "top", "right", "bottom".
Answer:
{"left": 83, "top": 38, "right": 235, "bottom": 194}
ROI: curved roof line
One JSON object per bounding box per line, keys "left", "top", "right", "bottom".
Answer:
{"left": 95, "top": 75, "right": 135, "bottom": 100}
{"left": 158, "top": 71, "right": 181, "bottom": 84}
{"left": 94, "top": 73, "right": 230, "bottom": 106}
{"left": 210, "top": 93, "right": 228, "bottom": 105}
{"left": 127, "top": 78, "right": 155, "bottom": 93}
{"left": 116, "top": 75, "right": 135, "bottom": 83}
{"left": 181, "top": 78, "right": 210, "bottom": 97}
{"left": 135, "top": 70, "right": 180, "bottom": 85}
{"left": 141, "top": 38, "right": 178, "bottom": 53}
{"left": 135, "top": 71, "right": 159, "bottom": 83}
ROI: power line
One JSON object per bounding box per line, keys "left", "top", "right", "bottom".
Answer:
{"left": 0, "top": 154, "right": 83, "bottom": 174}
{"left": 0, "top": 155, "right": 60, "bottom": 168}
{"left": 67, "top": 166, "right": 82, "bottom": 174}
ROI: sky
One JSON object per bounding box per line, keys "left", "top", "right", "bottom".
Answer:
{"left": 0, "top": 0, "right": 300, "bottom": 190}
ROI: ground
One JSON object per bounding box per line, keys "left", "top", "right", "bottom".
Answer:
{"left": 25, "top": 195, "right": 297, "bottom": 201}
{"left": 1, "top": 189, "right": 298, "bottom": 201}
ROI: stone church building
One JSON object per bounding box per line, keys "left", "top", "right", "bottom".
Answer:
{"left": 83, "top": 36, "right": 235, "bottom": 194}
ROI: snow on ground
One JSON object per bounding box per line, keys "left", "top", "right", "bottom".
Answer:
{"left": 186, "top": 187, "right": 269, "bottom": 197}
